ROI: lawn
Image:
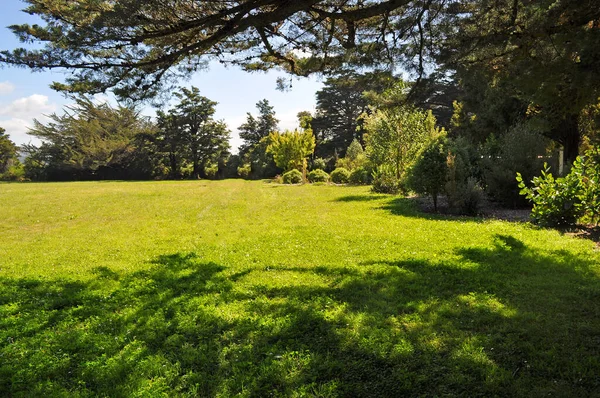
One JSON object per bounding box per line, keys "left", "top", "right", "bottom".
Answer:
{"left": 1, "top": 180, "right": 599, "bottom": 397}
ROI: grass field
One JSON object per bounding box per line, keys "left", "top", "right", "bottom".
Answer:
{"left": 1, "top": 180, "right": 599, "bottom": 397}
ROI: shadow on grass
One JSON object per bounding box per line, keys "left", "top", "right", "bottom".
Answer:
{"left": 1, "top": 241, "right": 599, "bottom": 396}
{"left": 333, "top": 194, "right": 388, "bottom": 202}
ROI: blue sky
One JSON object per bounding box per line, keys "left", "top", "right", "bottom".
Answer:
{"left": 0, "top": 0, "right": 323, "bottom": 151}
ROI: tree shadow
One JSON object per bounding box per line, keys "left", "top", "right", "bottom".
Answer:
{"left": 333, "top": 194, "right": 388, "bottom": 202}
{"left": 1, "top": 241, "right": 599, "bottom": 396}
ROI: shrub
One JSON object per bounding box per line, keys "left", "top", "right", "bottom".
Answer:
{"left": 308, "top": 169, "right": 329, "bottom": 183}
{"left": 445, "top": 137, "right": 484, "bottom": 215}
{"left": 407, "top": 136, "right": 448, "bottom": 211}
{"left": 0, "top": 163, "right": 25, "bottom": 181}
{"left": 481, "top": 125, "right": 553, "bottom": 207}
{"left": 282, "top": 169, "right": 303, "bottom": 184}
{"left": 336, "top": 139, "right": 368, "bottom": 171}
{"left": 518, "top": 147, "right": 600, "bottom": 227}
{"left": 330, "top": 167, "right": 350, "bottom": 184}
{"left": 311, "top": 157, "right": 327, "bottom": 171}
{"left": 349, "top": 167, "right": 370, "bottom": 185}
{"left": 371, "top": 165, "right": 402, "bottom": 194}
{"left": 237, "top": 164, "right": 251, "bottom": 178}
{"left": 575, "top": 147, "right": 600, "bottom": 225}
{"left": 517, "top": 164, "right": 581, "bottom": 227}
{"left": 204, "top": 164, "right": 219, "bottom": 179}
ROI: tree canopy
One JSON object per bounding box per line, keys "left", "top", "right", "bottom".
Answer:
{"left": 157, "top": 87, "right": 230, "bottom": 179}
{"left": 1, "top": 0, "right": 443, "bottom": 100}
{"left": 0, "top": 127, "right": 19, "bottom": 174}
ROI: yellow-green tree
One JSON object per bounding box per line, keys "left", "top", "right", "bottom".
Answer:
{"left": 266, "top": 129, "right": 316, "bottom": 174}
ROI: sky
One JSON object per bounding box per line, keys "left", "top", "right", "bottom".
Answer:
{"left": 0, "top": 0, "right": 324, "bottom": 152}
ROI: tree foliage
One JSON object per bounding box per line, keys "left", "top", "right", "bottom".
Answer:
{"left": 364, "top": 102, "right": 441, "bottom": 182}
{"left": 446, "top": 0, "right": 600, "bottom": 163}
{"left": 157, "top": 87, "right": 230, "bottom": 179}
{"left": 1, "top": 0, "right": 444, "bottom": 100}
{"left": 266, "top": 129, "right": 316, "bottom": 173}
{"left": 24, "top": 97, "right": 158, "bottom": 180}
{"left": 238, "top": 100, "right": 279, "bottom": 154}
{"left": 311, "top": 71, "right": 395, "bottom": 158}
{"left": 408, "top": 134, "right": 447, "bottom": 211}
{"left": 0, "top": 127, "right": 18, "bottom": 174}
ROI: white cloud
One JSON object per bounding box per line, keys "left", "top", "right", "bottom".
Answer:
{"left": 0, "top": 117, "right": 42, "bottom": 146}
{"left": 0, "top": 94, "right": 58, "bottom": 146}
{"left": 0, "top": 94, "right": 57, "bottom": 120}
{"left": 277, "top": 109, "right": 303, "bottom": 131}
{"left": 0, "top": 81, "right": 15, "bottom": 95}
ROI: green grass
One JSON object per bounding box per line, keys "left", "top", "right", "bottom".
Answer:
{"left": 1, "top": 180, "right": 599, "bottom": 397}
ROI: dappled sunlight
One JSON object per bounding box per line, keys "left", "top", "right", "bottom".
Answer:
{"left": 1, "top": 240, "right": 600, "bottom": 395}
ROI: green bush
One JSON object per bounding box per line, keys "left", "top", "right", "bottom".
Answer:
{"left": 308, "top": 169, "right": 329, "bottom": 183}
{"left": 481, "top": 125, "right": 552, "bottom": 207}
{"left": 282, "top": 169, "right": 303, "bottom": 184}
{"left": 518, "top": 147, "right": 600, "bottom": 227}
{"left": 407, "top": 136, "right": 447, "bottom": 211}
{"left": 575, "top": 147, "right": 600, "bottom": 225}
{"left": 349, "top": 167, "right": 370, "bottom": 185}
{"left": 371, "top": 165, "right": 402, "bottom": 194}
{"left": 445, "top": 137, "right": 484, "bottom": 215}
{"left": 311, "top": 158, "right": 327, "bottom": 171}
{"left": 330, "top": 168, "right": 350, "bottom": 184}
{"left": 237, "top": 164, "right": 251, "bottom": 179}
{"left": 517, "top": 164, "right": 581, "bottom": 227}
{"left": 204, "top": 164, "right": 219, "bottom": 179}
{"left": 0, "top": 163, "right": 25, "bottom": 181}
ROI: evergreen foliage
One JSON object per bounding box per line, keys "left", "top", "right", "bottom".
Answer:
{"left": 156, "top": 87, "right": 230, "bottom": 179}
{"left": 266, "top": 129, "right": 316, "bottom": 173}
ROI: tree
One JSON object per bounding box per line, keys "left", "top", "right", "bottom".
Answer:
{"left": 238, "top": 99, "right": 279, "bottom": 155}
{"left": 364, "top": 103, "right": 441, "bottom": 182}
{"left": 0, "top": 127, "right": 18, "bottom": 174}
{"left": 266, "top": 129, "right": 316, "bottom": 173}
{"left": 238, "top": 99, "right": 279, "bottom": 178}
{"left": 157, "top": 87, "right": 230, "bottom": 179}
{"left": 23, "top": 97, "right": 158, "bottom": 180}
{"left": 311, "top": 71, "right": 395, "bottom": 158}
{"left": 1, "top": 1, "right": 445, "bottom": 100}
{"left": 408, "top": 134, "right": 447, "bottom": 211}
{"left": 445, "top": 0, "right": 600, "bottom": 164}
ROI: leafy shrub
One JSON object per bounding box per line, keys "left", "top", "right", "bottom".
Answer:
{"left": 349, "top": 167, "right": 370, "bottom": 185}
{"left": 518, "top": 147, "right": 600, "bottom": 227}
{"left": 282, "top": 169, "right": 303, "bottom": 184}
{"left": 336, "top": 139, "right": 368, "bottom": 171}
{"left": 308, "top": 169, "right": 329, "bottom": 183}
{"left": 371, "top": 165, "right": 402, "bottom": 194}
{"left": 445, "top": 137, "right": 483, "bottom": 215}
{"left": 575, "top": 147, "right": 600, "bottom": 225}
{"left": 0, "top": 163, "right": 25, "bottom": 181}
{"left": 204, "top": 164, "right": 219, "bottom": 179}
{"left": 237, "top": 164, "right": 251, "bottom": 178}
{"left": 407, "top": 136, "right": 448, "bottom": 211}
{"left": 311, "top": 157, "right": 327, "bottom": 171}
{"left": 517, "top": 164, "right": 581, "bottom": 227}
{"left": 330, "top": 167, "right": 350, "bottom": 184}
{"left": 481, "top": 125, "right": 552, "bottom": 207}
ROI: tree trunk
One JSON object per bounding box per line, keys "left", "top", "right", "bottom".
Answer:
{"left": 561, "top": 114, "right": 580, "bottom": 167}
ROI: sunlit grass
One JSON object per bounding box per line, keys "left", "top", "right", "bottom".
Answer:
{"left": 1, "top": 180, "right": 599, "bottom": 396}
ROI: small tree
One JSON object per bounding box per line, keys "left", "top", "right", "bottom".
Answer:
{"left": 266, "top": 129, "right": 316, "bottom": 175}
{"left": 0, "top": 127, "right": 18, "bottom": 174}
{"left": 336, "top": 138, "right": 367, "bottom": 171}
{"left": 408, "top": 136, "right": 448, "bottom": 211}
{"left": 364, "top": 106, "right": 441, "bottom": 183}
